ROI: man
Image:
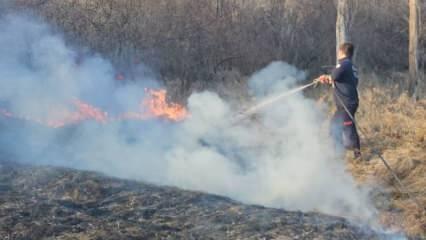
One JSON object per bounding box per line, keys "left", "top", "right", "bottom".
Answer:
{"left": 319, "top": 43, "right": 361, "bottom": 159}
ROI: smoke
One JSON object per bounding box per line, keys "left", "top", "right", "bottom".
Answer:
{"left": 0, "top": 14, "right": 379, "bottom": 226}
{"left": 165, "top": 65, "right": 374, "bottom": 220}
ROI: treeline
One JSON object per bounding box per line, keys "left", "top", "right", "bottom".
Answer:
{"left": 5, "top": 0, "right": 426, "bottom": 92}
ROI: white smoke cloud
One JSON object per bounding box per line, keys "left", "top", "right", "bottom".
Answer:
{"left": 164, "top": 70, "right": 374, "bottom": 220}
{"left": 248, "top": 61, "right": 306, "bottom": 97}
{"left": 0, "top": 13, "right": 380, "bottom": 227}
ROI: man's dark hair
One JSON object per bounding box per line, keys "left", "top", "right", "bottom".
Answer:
{"left": 339, "top": 42, "right": 355, "bottom": 58}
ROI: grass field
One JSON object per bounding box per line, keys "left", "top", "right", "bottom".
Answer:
{"left": 308, "top": 72, "right": 425, "bottom": 238}
{"left": 298, "top": 71, "right": 425, "bottom": 237}
{"left": 348, "top": 87, "right": 425, "bottom": 237}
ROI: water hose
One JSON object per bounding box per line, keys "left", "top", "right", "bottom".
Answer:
{"left": 234, "top": 78, "right": 320, "bottom": 122}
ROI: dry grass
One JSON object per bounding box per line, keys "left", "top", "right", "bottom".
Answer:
{"left": 344, "top": 86, "right": 426, "bottom": 237}
{"left": 311, "top": 72, "right": 425, "bottom": 237}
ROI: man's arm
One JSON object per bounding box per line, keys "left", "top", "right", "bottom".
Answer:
{"left": 318, "top": 62, "right": 347, "bottom": 85}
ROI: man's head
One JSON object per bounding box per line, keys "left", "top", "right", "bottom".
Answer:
{"left": 338, "top": 42, "right": 355, "bottom": 60}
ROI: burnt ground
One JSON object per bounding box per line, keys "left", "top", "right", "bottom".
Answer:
{"left": 0, "top": 160, "right": 395, "bottom": 240}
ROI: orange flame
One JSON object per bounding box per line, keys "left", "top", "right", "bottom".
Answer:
{"left": 73, "top": 99, "right": 108, "bottom": 123}
{"left": 41, "top": 100, "right": 108, "bottom": 128}
{"left": 142, "top": 89, "right": 188, "bottom": 121}
{"left": 0, "top": 88, "right": 188, "bottom": 127}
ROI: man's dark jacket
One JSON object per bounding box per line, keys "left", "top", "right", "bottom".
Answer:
{"left": 331, "top": 57, "right": 359, "bottom": 108}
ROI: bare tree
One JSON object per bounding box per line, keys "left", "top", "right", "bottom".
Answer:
{"left": 408, "top": 0, "right": 419, "bottom": 97}
{"left": 336, "top": 0, "right": 352, "bottom": 61}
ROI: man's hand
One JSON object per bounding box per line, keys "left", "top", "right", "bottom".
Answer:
{"left": 318, "top": 75, "right": 332, "bottom": 85}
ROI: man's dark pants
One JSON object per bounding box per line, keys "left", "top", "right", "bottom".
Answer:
{"left": 330, "top": 104, "right": 361, "bottom": 151}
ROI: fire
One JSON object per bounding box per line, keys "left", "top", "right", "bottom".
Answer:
{"left": 73, "top": 99, "right": 108, "bottom": 123}
{"left": 0, "top": 88, "right": 188, "bottom": 127}
{"left": 142, "top": 89, "right": 188, "bottom": 121}
{"left": 43, "top": 100, "right": 108, "bottom": 128}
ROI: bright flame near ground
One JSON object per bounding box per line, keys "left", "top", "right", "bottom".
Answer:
{"left": 0, "top": 89, "right": 188, "bottom": 127}
{"left": 142, "top": 89, "right": 188, "bottom": 121}
{"left": 44, "top": 100, "right": 109, "bottom": 128}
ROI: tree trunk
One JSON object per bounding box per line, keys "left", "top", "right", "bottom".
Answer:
{"left": 336, "top": 0, "right": 351, "bottom": 62}
{"left": 408, "top": 0, "right": 419, "bottom": 97}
